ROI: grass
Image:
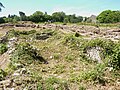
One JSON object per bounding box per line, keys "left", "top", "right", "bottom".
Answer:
{"left": 1, "top": 28, "right": 120, "bottom": 89}
{"left": 77, "top": 22, "right": 120, "bottom": 27}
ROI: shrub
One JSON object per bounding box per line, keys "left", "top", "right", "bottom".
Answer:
{"left": 0, "top": 69, "right": 7, "bottom": 81}
{"left": 82, "top": 64, "right": 105, "bottom": 81}
{"left": 35, "top": 29, "right": 56, "bottom": 40}
{"left": 70, "top": 64, "right": 106, "bottom": 85}
{"left": 79, "top": 86, "right": 86, "bottom": 90}
{"left": 65, "top": 54, "right": 74, "bottom": 61}
{"left": 110, "top": 43, "right": 120, "bottom": 70}
{"left": 63, "top": 34, "right": 84, "bottom": 50}
{"left": 7, "top": 29, "right": 19, "bottom": 39}
{"left": 6, "top": 29, "right": 36, "bottom": 39}
{"left": 82, "top": 39, "right": 114, "bottom": 56}
{"left": 19, "top": 30, "right": 36, "bottom": 35}
{"left": 10, "top": 42, "right": 45, "bottom": 64}
{"left": 0, "top": 43, "right": 8, "bottom": 54}
{"left": 53, "top": 53, "right": 60, "bottom": 60}
{"left": 43, "top": 77, "right": 69, "bottom": 90}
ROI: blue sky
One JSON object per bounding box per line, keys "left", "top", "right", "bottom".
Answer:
{"left": 0, "top": 0, "right": 120, "bottom": 17}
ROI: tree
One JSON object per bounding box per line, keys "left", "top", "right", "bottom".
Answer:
{"left": 3, "top": 14, "right": 20, "bottom": 23}
{"left": 13, "top": 15, "right": 20, "bottom": 22}
{"left": 0, "top": 2, "right": 5, "bottom": 12}
{"left": 29, "top": 11, "right": 44, "bottom": 23}
{"left": 0, "top": 17, "right": 5, "bottom": 24}
{"left": 97, "top": 10, "right": 120, "bottom": 23}
{"left": 19, "top": 11, "right": 27, "bottom": 21}
{"left": 97, "top": 10, "right": 112, "bottom": 23}
{"left": 52, "top": 12, "right": 66, "bottom": 22}
{"left": 44, "top": 12, "right": 52, "bottom": 22}
{"left": 76, "top": 16, "right": 83, "bottom": 22}
{"left": 68, "top": 14, "right": 79, "bottom": 23}
{"left": 64, "top": 17, "right": 69, "bottom": 23}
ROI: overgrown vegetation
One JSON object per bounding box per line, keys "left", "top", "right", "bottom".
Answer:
{"left": 82, "top": 39, "right": 114, "bottom": 56}
{"left": 0, "top": 43, "right": 8, "bottom": 54}
{"left": 38, "top": 77, "right": 69, "bottom": 90}
{"left": 10, "top": 42, "right": 45, "bottom": 65}
{"left": 63, "top": 34, "right": 84, "bottom": 50}
{"left": 35, "top": 29, "right": 56, "bottom": 40}
{"left": 0, "top": 28, "right": 120, "bottom": 89}
{"left": 63, "top": 34, "right": 120, "bottom": 70}
{"left": 70, "top": 64, "right": 106, "bottom": 85}
{"left": 0, "top": 69, "right": 7, "bottom": 81}
{"left": 110, "top": 43, "right": 120, "bottom": 70}
{"left": 6, "top": 29, "right": 36, "bottom": 38}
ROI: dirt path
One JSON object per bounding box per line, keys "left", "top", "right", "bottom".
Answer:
{"left": 0, "top": 52, "right": 10, "bottom": 70}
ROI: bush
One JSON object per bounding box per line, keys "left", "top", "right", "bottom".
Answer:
{"left": 82, "top": 64, "right": 105, "bottom": 81}
{"left": 35, "top": 29, "right": 56, "bottom": 40}
{"left": 82, "top": 39, "right": 114, "bottom": 56}
{"left": 63, "top": 34, "right": 84, "bottom": 50}
{"left": 0, "top": 18, "right": 5, "bottom": 24}
{"left": 37, "top": 77, "right": 66, "bottom": 90}
{"left": 19, "top": 30, "right": 36, "bottom": 35}
{"left": 79, "top": 86, "right": 86, "bottom": 90}
{"left": 7, "top": 29, "right": 19, "bottom": 39}
{"left": 43, "top": 77, "right": 69, "bottom": 90}
{"left": 0, "top": 43, "right": 8, "bottom": 54}
{"left": 0, "top": 69, "right": 7, "bottom": 81}
{"left": 70, "top": 64, "right": 106, "bottom": 85}
{"left": 6, "top": 29, "right": 36, "bottom": 39}
{"left": 110, "top": 43, "right": 120, "bottom": 70}
{"left": 10, "top": 42, "right": 45, "bottom": 64}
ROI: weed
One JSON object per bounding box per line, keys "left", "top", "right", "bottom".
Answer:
{"left": 0, "top": 43, "right": 8, "bottom": 54}
{"left": 70, "top": 64, "right": 106, "bottom": 85}
{"left": 0, "top": 69, "right": 7, "bottom": 81}
{"left": 10, "top": 42, "right": 46, "bottom": 65}
{"left": 79, "top": 85, "right": 86, "bottom": 90}
{"left": 54, "top": 64, "right": 65, "bottom": 74}
{"left": 7, "top": 29, "right": 19, "bottom": 39}
{"left": 37, "top": 82, "right": 43, "bottom": 90}
{"left": 43, "top": 77, "right": 69, "bottom": 90}
{"left": 63, "top": 34, "right": 84, "bottom": 50}
{"left": 82, "top": 38, "right": 114, "bottom": 56}
{"left": 53, "top": 53, "right": 60, "bottom": 60}
{"left": 109, "top": 43, "right": 120, "bottom": 70}
{"left": 65, "top": 54, "right": 74, "bottom": 61}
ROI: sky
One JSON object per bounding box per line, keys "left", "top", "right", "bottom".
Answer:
{"left": 0, "top": 0, "right": 120, "bottom": 17}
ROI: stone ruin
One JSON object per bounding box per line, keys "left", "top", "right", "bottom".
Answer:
{"left": 86, "top": 47, "right": 103, "bottom": 63}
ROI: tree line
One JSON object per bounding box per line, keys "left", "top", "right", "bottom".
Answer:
{"left": 0, "top": 11, "right": 84, "bottom": 24}
{"left": 0, "top": 9, "right": 120, "bottom": 24}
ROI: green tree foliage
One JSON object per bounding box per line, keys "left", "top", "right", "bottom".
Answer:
{"left": 29, "top": 11, "right": 44, "bottom": 23}
{"left": 3, "top": 15, "right": 20, "bottom": 23}
{"left": 0, "top": 17, "right": 5, "bottom": 24}
{"left": 97, "top": 10, "right": 120, "bottom": 23}
{"left": 52, "top": 12, "right": 66, "bottom": 22}
{"left": 44, "top": 12, "right": 52, "bottom": 22}
{"left": 19, "top": 11, "right": 27, "bottom": 21}
{"left": 64, "top": 17, "right": 69, "bottom": 23}
{"left": 1, "top": 10, "right": 83, "bottom": 23}
{"left": 66, "top": 14, "right": 83, "bottom": 23}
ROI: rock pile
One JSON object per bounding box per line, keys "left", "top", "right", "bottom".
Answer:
{"left": 86, "top": 47, "right": 102, "bottom": 63}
